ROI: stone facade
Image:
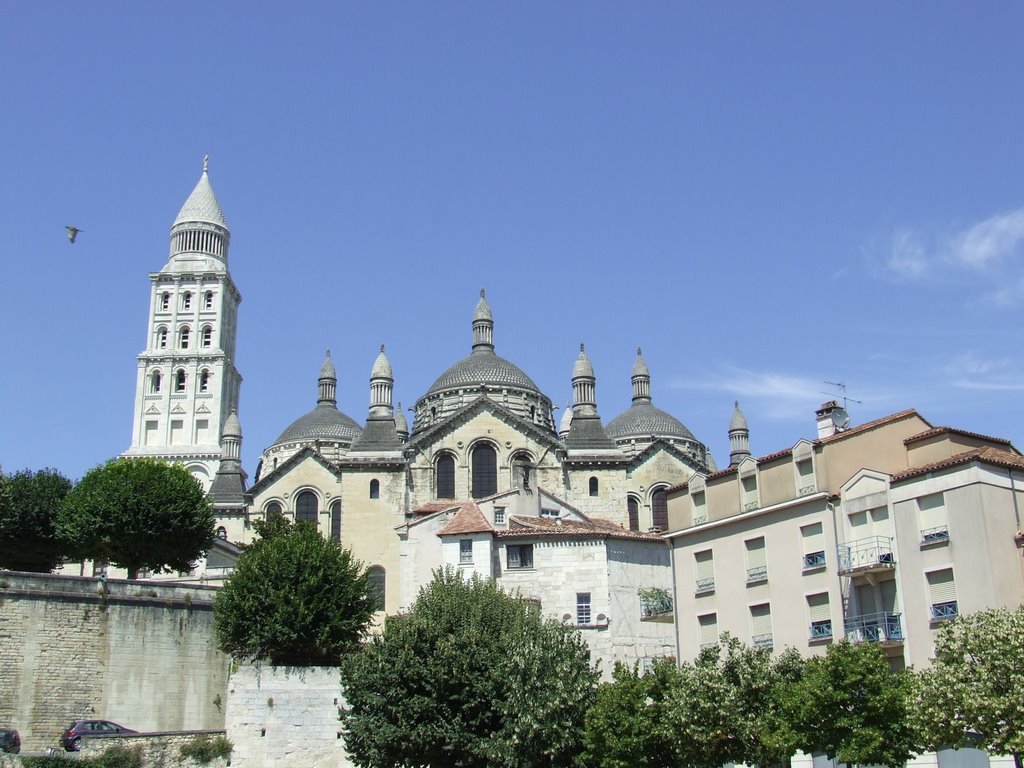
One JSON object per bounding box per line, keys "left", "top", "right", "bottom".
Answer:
{"left": 79, "top": 730, "right": 230, "bottom": 768}
{"left": 0, "top": 573, "right": 228, "bottom": 752}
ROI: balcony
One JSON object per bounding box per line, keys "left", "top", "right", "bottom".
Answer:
{"left": 837, "top": 536, "right": 895, "bottom": 576}
{"left": 746, "top": 566, "right": 768, "bottom": 584}
{"left": 751, "top": 633, "right": 774, "bottom": 649}
{"left": 695, "top": 577, "right": 715, "bottom": 595}
{"left": 844, "top": 611, "right": 903, "bottom": 644}
{"left": 930, "top": 600, "right": 958, "bottom": 622}
{"left": 809, "top": 619, "right": 833, "bottom": 641}
{"left": 639, "top": 588, "right": 674, "bottom": 623}
{"left": 802, "top": 550, "right": 827, "bottom": 570}
{"left": 921, "top": 526, "right": 949, "bottom": 546}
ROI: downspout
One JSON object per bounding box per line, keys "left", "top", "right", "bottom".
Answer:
{"left": 668, "top": 535, "right": 681, "bottom": 666}
{"left": 1010, "top": 469, "right": 1021, "bottom": 530}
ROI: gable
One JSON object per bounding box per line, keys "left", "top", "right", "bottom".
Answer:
{"left": 842, "top": 470, "right": 891, "bottom": 500}
{"left": 247, "top": 447, "right": 341, "bottom": 500}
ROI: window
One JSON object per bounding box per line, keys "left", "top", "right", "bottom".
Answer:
{"left": 179, "top": 326, "right": 190, "bottom": 349}
{"left": 807, "top": 592, "right": 832, "bottom": 640}
{"left": 796, "top": 459, "right": 816, "bottom": 495}
{"left": 745, "top": 537, "right": 767, "bottom": 583}
{"left": 698, "top": 613, "right": 718, "bottom": 649}
{"left": 436, "top": 454, "right": 455, "bottom": 499}
{"left": 201, "top": 326, "right": 213, "bottom": 348}
{"left": 692, "top": 491, "right": 707, "bottom": 525}
{"left": 174, "top": 370, "right": 186, "bottom": 393}
{"left": 589, "top": 476, "right": 599, "bottom": 497}
{"left": 695, "top": 549, "right": 714, "bottom": 593}
{"left": 576, "top": 593, "right": 592, "bottom": 625}
{"left": 750, "top": 603, "right": 773, "bottom": 649}
{"left": 741, "top": 475, "right": 759, "bottom": 511}
{"left": 927, "top": 568, "right": 958, "bottom": 621}
{"left": 368, "top": 566, "right": 385, "bottom": 610}
{"left": 199, "top": 370, "right": 210, "bottom": 393}
{"left": 460, "top": 539, "right": 473, "bottom": 564}
{"left": 216, "top": 526, "right": 227, "bottom": 540}
{"left": 651, "top": 488, "right": 668, "bottom": 531}
{"left": 918, "top": 493, "right": 949, "bottom": 544}
{"left": 156, "top": 327, "right": 168, "bottom": 348}
{"left": 494, "top": 506, "right": 505, "bottom": 525}
{"left": 507, "top": 544, "right": 533, "bottom": 569}
{"left": 330, "top": 500, "right": 342, "bottom": 542}
{"left": 801, "top": 522, "right": 826, "bottom": 570}
{"left": 627, "top": 497, "right": 639, "bottom": 531}
{"left": 150, "top": 371, "right": 161, "bottom": 393}
{"left": 204, "top": 291, "right": 214, "bottom": 310}
{"left": 160, "top": 292, "right": 170, "bottom": 311}
{"left": 471, "top": 443, "right": 497, "bottom": 498}
{"left": 296, "top": 491, "right": 318, "bottom": 525}
{"left": 265, "top": 501, "right": 282, "bottom": 517}
{"left": 181, "top": 292, "right": 192, "bottom": 310}
{"left": 369, "top": 479, "right": 380, "bottom": 499}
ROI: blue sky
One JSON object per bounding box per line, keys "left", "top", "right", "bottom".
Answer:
{"left": 2, "top": 3, "right": 1023, "bottom": 481}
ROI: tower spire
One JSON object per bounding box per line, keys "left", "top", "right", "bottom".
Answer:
{"left": 631, "top": 347, "right": 651, "bottom": 404}
{"left": 472, "top": 288, "right": 494, "bottom": 353}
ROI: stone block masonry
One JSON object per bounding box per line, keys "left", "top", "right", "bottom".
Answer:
{"left": 0, "top": 571, "right": 229, "bottom": 753}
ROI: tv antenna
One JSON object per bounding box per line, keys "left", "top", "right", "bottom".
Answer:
{"left": 822, "top": 381, "right": 862, "bottom": 411}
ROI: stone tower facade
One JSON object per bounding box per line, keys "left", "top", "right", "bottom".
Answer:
{"left": 124, "top": 158, "right": 243, "bottom": 490}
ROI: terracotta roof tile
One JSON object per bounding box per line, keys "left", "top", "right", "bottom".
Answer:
{"left": 496, "top": 515, "right": 663, "bottom": 542}
{"left": 412, "top": 501, "right": 462, "bottom": 516}
{"left": 817, "top": 409, "right": 924, "bottom": 445}
{"left": 904, "top": 426, "right": 1016, "bottom": 450}
{"left": 892, "top": 446, "right": 1024, "bottom": 483}
{"left": 437, "top": 502, "right": 494, "bottom": 536}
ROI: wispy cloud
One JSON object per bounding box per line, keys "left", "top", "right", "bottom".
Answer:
{"left": 942, "top": 352, "right": 1024, "bottom": 391}
{"left": 949, "top": 209, "right": 1024, "bottom": 269}
{"left": 886, "top": 229, "right": 928, "bottom": 279}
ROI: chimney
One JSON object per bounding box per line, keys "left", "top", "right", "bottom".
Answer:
{"left": 816, "top": 400, "right": 847, "bottom": 438}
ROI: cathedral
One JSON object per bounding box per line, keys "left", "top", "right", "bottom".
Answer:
{"left": 125, "top": 161, "right": 734, "bottom": 671}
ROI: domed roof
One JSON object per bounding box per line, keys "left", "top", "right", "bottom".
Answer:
{"left": 473, "top": 289, "right": 493, "bottom": 321}
{"left": 274, "top": 403, "right": 363, "bottom": 446}
{"left": 605, "top": 402, "right": 698, "bottom": 443}
{"left": 729, "top": 401, "right": 748, "bottom": 431}
{"left": 371, "top": 345, "right": 393, "bottom": 379}
{"left": 632, "top": 347, "right": 650, "bottom": 377}
{"left": 427, "top": 350, "right": 540, "bottom": 395}
{"left": 572, "top": 344, "right": 594, "bottom": 379}
{"left": 173, "top": 159, "right": 228, "bottom": 228}
{"left": 222, "top": 409, "right": 242, "bottom": 438}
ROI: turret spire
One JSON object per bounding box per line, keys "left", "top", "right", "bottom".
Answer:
{"left": 729, "top": 400, "right": 751, "bottom": 466}
{"left": 318, "top": 349, "right": 337, "bottom": 406}
{"left": 472, "top": 288, "right": 494, "bottom": 354}
{"left": 631, "top": 347, "right": 652, "bottom": 404}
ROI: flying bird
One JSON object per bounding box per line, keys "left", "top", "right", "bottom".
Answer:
{"left": 66, "top": 226, "right": 82, "bottom": 244}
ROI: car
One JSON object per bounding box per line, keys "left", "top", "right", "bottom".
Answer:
{"left": 61, "top": 720, "right": 137, "bottom": 751}
{"left": 0, "top": 728, "right": 20, "bottom": 754}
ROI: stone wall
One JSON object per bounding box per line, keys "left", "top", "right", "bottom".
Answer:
{"left": 226, "top": 664, "right": 352, "bottom": 768}
{"left": 80, "top": 730, "right": 230, "bottom": 768}
{"left": 0, "top": 572, "right": 229, "bottom": 753}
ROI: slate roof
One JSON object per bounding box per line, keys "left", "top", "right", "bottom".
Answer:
{"left": 565, "top": 415, "right": 619, "bottom": 451}
{"left": 349, "top": 416, "right": 404, "bottom": 452}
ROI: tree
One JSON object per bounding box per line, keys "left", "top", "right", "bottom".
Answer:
{"left": 914, "top": 606, "right": 1024, "bottom": 768}
{"left": 783, "top": 641, "right": 916, "bottom": 768}
{"left": 583, "top": 659, "right": 683, "bottom": 768}
{"left": 214, "top": 512, "right": 374, "bottom": 665}
{"left": 341, "top": 569, "right": 599, "bottom": 768}
{"left": 0, "top": 468, "right": 73, "bottom": 572}
{"left": 58, "top": 457, "right": 214, "bottom": 578}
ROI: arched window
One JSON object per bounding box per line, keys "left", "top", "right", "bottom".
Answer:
{"left": 174, "top": 370, "right": 186, "bottom": 392}
{"left": 471, "top": 443, "right": 497, "bottom": 499}
{"left": 150, "top": 371, "right": 161, "bottom": 393}
{"left": 201, "top": 326, "right": 213, "bottom": 347}
{"left": 296, "top": 491, "right": 318, "bottom": 525}
{"left": 204, "top": 291, "right": 214, "bottom": 310}
{"left": 367, "top": 566, "right": 386, "bottom": 611}
{"left": 436, "top": 454, "right": 456, "bottom": 499}
{"left": 512, "top": 453, "right": 532, "bottom": 490}
{"left": 589, "top": 476, "right": 599, "bottom": 497}
{"left": 160, "top": 292, "right": 170, "bottom": 311}
{"left": 155, "top": 327, "right": 168, "bottom": 349}
{"left": 179, "top": 326, "right": 191, "bottom": 349}
{"left": 181, "top": 291, "right": 192, "bottom": 310}
{"left": 330, "top": 500, "right": 342, "bottom": 542}
{"left": 199, "top": 370, "right": 210, "bottom": 393}
{"left": 651, "top": 488, "right": 668, "bottom": 532}
{"left": 216, "top": 526, "right": 227, "bottom": 540}
{"left": 627, "top": 497, "right": 640, "bottom": 531}
{"left": 369, "top": 479, "right": 380, "bottom": 499}
{"left": 265, "top": 501, "right": 282, "bottom": 517}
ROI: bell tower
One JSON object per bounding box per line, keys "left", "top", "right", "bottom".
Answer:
{"left": 124, "top": 157, "right": 243, "bottom": 491}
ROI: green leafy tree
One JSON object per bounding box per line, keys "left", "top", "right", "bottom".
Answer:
{"left": 0, "top": 468, "right": 73, "bottom": 572}
{"left": 583, "top": 659, "right": 682, "bottom": 768}
{"left": 58, "top": 458, "right": 214, "bottom": 578}
{"left": 783, "top": 640, "right": 916, "bottom": 768}
{"left": 341, "top": 568, "right": 599, "bottom": 768}
{"left": 914, "top": 606, "right": 1024, "bottom": 768}
{"left": 214, "top": 512, "right": 374, "bottom": 665}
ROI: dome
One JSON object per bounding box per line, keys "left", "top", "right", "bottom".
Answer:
{"left": 426, "top": 350, "right": 541, "bottom": 395}
{"left": 729, "top": 401, "right": 748, "bottom": 431}
{"left": 371, "top": 345, "right": 393, "bottom": 379}
{"left": 473, "top": 290, "right": 493, "bottom": 321}
{"left": 273, "top": 403, "right": 363, "bottom": 445}
{"left": 572, "top": 344, "right": 594, "bottom": 379}
{"left": 173, "top": 161, "right": 227, "bottom": 228}
{"left": 632, "top": 347, "right": 650, "bottom": 377}
{"left": 222, "top": 409, "right": 242, "bottom": 438}
{"left": 605, "top": 402, "right": 698, "bottom": 443}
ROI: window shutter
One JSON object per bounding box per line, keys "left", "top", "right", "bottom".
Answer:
{"left": 918, "top": 493, "right": 947, "bottom": 531}
{"left": 695, "top": 550, "right": 714, "bottom": 581}
{"left": 881, "top": 579, "right": 900, "bottom": 612}
{"left": 848, "top": 511, "right": 868, "bottom": 536}
{"left": 750, "top": 604, "right": 772, "bottom": 636}
{"left": 927, "top": 569, "right": 957, "bottom": 603}
{"left": 807, "top": 593, "right": 830, "bottom": 622}
{"left": 746, "top": 538, "right": 766, "bottom": 569}
{"left": 801, "top": 523, "right": 823, "bottom": 553}
{"left": 698, "top": 614, "right": 717, "bottom": 646}
{"left": 855, "top": 583, "right": 879, "bottom": 614}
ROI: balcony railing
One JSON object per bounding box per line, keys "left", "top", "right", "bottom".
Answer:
{"left": 751, "top": 633, "right": 774, "bottom": 649}
{"left": 746, "top": 566, "right": 768, "bottom": 583}
{"left": 930, "top": 600, "right": 958, "bottom": 621}
{"left": 809, "top": 619, "right": 833, "bottom": 640}
{"left": 695, "top": 577, "right": 715, "bottom": 594}
{"left": 921, "top": 526, "right": 949, "bottom": 545}
{"left": 802, "top": 550, "right": 827, "bottom": 570}
{"left": 844, "top": 611, "right": 903, "bottom": 644}
{"left": 640, "top": 590, "right": 674, "bottom": 620}
{"left": 837, "top": 536, "right": 895, "bottom": 575}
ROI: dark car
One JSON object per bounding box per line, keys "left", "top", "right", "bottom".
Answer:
{"left": 0, "top": 728, "right": 20, "bottom": 754}
{"left": 62, "top": 720, "right": 137, "bottom": 751}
